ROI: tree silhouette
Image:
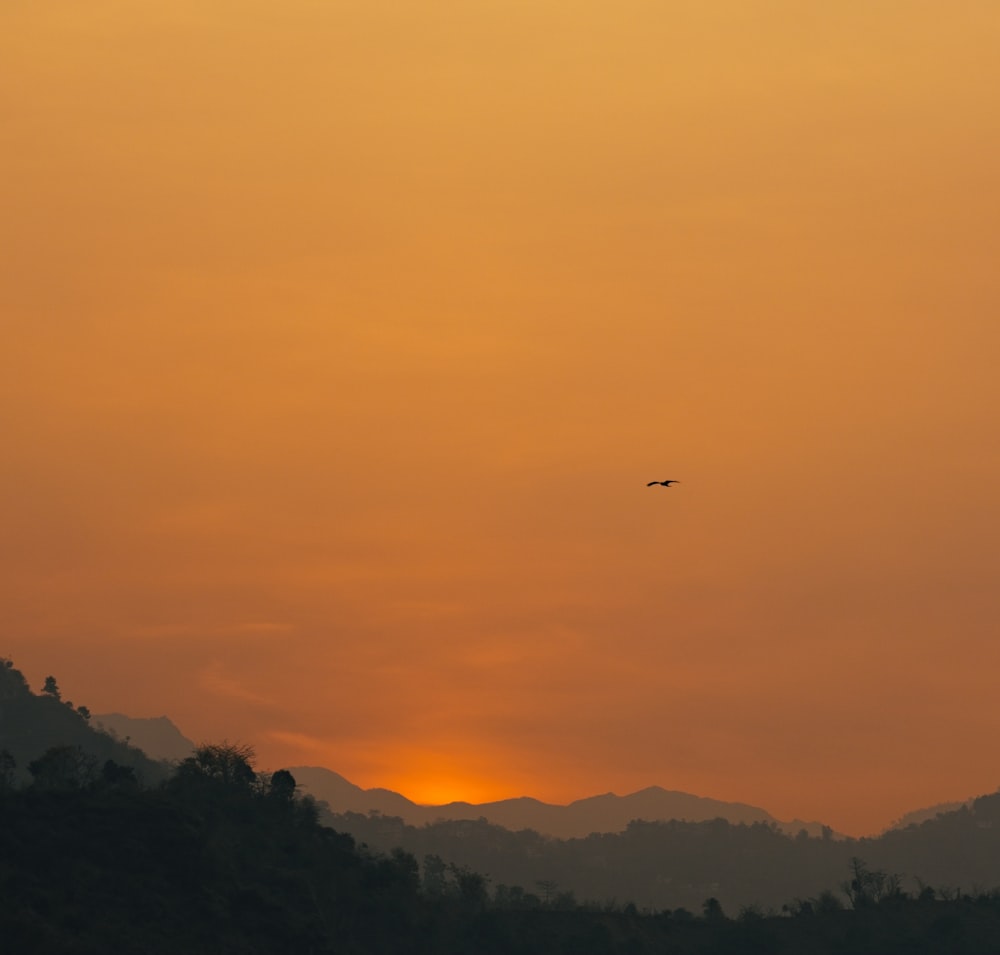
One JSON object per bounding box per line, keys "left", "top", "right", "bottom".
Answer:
{"left": 176, "top": 742, "right": 257, "bottom": 789}
{"left": 100, "top": 759, "right": 138, "bottom": 789}
{"left": 841, "top": 857, "right": 900, "bottom": 908}
{"left": 269, "top": 768, "right": 297, "bottom": 801}
{"left": 703, "top": 896, "right": 725, "bottom": 921}
{"left": 27, "top": 744, "right": 97, "bottom": 790}
{"left": 41, "top": 675, "right": 61, "bottom": 700}
{"left": 0, "top": 748, "right": 15, "bottom": 788}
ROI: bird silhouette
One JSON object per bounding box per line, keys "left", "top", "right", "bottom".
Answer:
{"left": 646, "top": 480, "right": 680, "bottom": 487}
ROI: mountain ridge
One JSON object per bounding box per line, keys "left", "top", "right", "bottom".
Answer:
{"left": 94, "top": 712, "right": 197, "bottom": 763}
{"left": 287, "top": 764, "right": 832, "bottom": 839}
{"left": 93, "top": 710, "right": 960, "bottom": 840}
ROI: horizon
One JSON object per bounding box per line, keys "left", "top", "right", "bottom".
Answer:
{"left": 92, "top": 703, "right": 975, "bottom": 837}
{"left": 4, "top": 1, "right": 1000, "bottom": 841}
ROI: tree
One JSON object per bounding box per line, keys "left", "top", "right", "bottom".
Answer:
{"left": 536, "top": 879, "right": 558, "bottom": 904}
{"left": 841, "top": 857, "right": 900, "bottom": 908}
{"left": 422, "top": 854, "right": 448, "bottom": 897}
{"left": 0, "top": 659, "right": 30, "bottom": 701}
{"left": 813, "top": 890, "right": 844, "bottom": 914}
{"left": 268, "top": 769, "right": 297, "bottom": 801}
{"left": 177, "top": 742, "right": 258, "bottom": 789}
{"left": 451, "top": 863, "right": 489, "bottom": 910}
{"left": 0, "top": 749, "right": 15, "bottom": 789}
{"left": 702, "top": 897, "right": 726, "bottom": 921}
{"left": 28, "top": 745, "right": 97, "bottom": 790}
{"left": 42, "top": 675, "right": 61, "bottom": 700}
{"left": 101, "top": 759, "right": 137, "bottom": 789}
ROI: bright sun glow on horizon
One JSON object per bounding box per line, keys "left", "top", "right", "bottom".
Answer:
{"left": 390, "top": 775, "right": 512, "bottom": 809}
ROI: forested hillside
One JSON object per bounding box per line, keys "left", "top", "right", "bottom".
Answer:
{"left": 0, "top": 660, "right": 168, "bottom": 787}
{"left": 326, "top": 795, "right": 1000, "bottom": 914}
{"left": 7, "top": 740, "right": 1000, "bottom": 955}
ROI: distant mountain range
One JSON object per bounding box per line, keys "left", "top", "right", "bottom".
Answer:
{"left": 92, "top": 711, "right": 973, "bottom": 841}
{"left": 889, "top": 799, "right": 972, "bottom": 829}
{"left": 287, "top": 765, "right": 832, "bottom": 839}
{"left": 94, "top": 712, "right": 199, "bottom": 763}
{"left": 94, "top": 712, "right": 828, "bottom": 838}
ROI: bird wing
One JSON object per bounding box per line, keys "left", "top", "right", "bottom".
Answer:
{"left": 646, "top": 481, "right": 660, "bottom": 486}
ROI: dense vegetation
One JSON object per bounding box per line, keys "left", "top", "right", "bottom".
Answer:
{"left": 327, "top": 793, "right": 1000, "bottom": 914}
{"left": 5, "top": 659, "right": 1000, "bottom": 954}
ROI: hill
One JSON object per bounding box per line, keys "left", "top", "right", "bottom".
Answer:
{"left": 75, "top": 710, "right": 833, "bottom": 838}
{"left": 290, "top": 765, "right": 830, "bottom": 839}
{"left": 6, "top": 743, "right": 1000, "bottom": 954}
{"left": 889, "top": 798, "right": 972, "bottom": 831}
{"left": 0, "top": 661, "right": 168, "bottom": 787}
{"left": 97, "top": 720, "right": 981, "bottom": 847}
{"left": 324, "top": 792, "right": 1000, "bottom": 914}
{"left": 94, "top": 712, "right": 197, "bottom": 763}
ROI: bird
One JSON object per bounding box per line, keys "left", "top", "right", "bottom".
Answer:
{"left": 646, "top": 480, "right": 680, "bottom": 487}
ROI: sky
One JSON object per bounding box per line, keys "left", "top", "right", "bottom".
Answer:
{"left": 2, "top": 1, "right": 999, "bottom": 836}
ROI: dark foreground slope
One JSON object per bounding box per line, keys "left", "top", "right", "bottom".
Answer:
{"left": 7, "top": 767, "right": 1000, "bottom": 955}
{"left": 0, "top": 771, "right": 429, "bottom": 954}
{"left": 7, "top": 771, "right": 1000, "bottom": 955}
{"left": 327, "top": 794, "right": 1000, "bottom": 915}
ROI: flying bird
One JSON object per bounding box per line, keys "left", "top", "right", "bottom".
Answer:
{"left": 647, "top": 480, "right": 680, "bottom": 487}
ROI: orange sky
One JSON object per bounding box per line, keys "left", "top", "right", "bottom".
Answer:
{"left": 3, "top": 1, "right": 999, "bottom": 835}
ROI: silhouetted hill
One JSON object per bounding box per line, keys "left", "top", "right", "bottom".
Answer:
{"left": 292, "top": 766, "right": 830, "bottom": 839}
{"left": 0, "top": 746, "right": 439, "bottom": 954}
{"left": 72, "top": 706, "right": 833, "bottom": 838}
{"left": 94, "top": 712, "right": 197, "bottom": 763}
{"left": 7, "top": 744, "right": 1000, "bottom": 954}
{"left": 888, "top": 798, "right": 971, "bottom": 831}
{"left": 289, "top": 765, "right": 419, "bottom": 817}
{"left": 0, "top": 661, "right": 168, "bottom": 786}
{"left": 325, "top": 792, "right": 1000, "bottom": 914}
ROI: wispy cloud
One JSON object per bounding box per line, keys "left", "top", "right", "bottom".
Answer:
{"left": 198, "top": 662, "right": 277, "bottom": 707}
{"left": 129, "top": 622, "right": 293, "bottom": 640}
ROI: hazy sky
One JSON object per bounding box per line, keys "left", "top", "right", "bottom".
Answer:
{"left": 3, "top": 1, "right": 999, "bottom": 835}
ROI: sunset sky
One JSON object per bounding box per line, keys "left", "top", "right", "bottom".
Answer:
{"left": 3, "top": 1, "right": 999, "bottom": 836}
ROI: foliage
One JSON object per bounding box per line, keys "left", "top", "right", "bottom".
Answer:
{"left": 176, "top": 741, "right": 258, "bottom": 788}
{"left": 27, "top": 744, "right": 98, "bottom": 791}
{"left": 0, "top": 748, "right": 15, "bottom": 789}
{"left": 324, "top": 795, "right": 1000, "bottom": 915}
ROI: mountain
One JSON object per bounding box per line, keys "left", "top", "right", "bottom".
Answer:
{"left": 888, "top": 798, "right": 971, "bottom": 831}
{"left": 288, "top": 766, "right": 830, "bottom": 839}
{"left": 0, "top": 661, "right": 168, "bottom": 786}
{"left": 94, "top": 712, "right": 197, "bottom": 763}
{"left": 289, "top": 765, "right": 418, "bottom": 817}
{"left": 324, "top": 791, "right": 1000, "bottom": 914}
{"left": 78, "top": 712, "right": 831, "bottom": 839}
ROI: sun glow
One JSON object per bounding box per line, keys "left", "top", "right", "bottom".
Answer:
{"left": 387, "top": 765, "right": 512, "bottom": 807}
